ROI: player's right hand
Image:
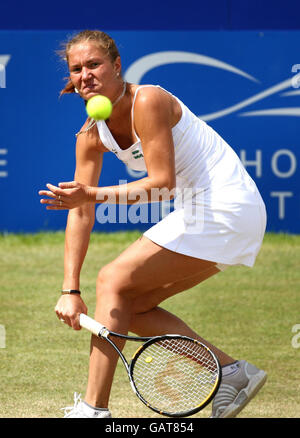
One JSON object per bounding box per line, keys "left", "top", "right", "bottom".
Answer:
{"left": 55, "top": 294, "right": 88, "bottom": 330}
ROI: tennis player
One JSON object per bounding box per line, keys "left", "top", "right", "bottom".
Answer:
{"left": 39, "top": 30, "right": 267, "bottom": 418}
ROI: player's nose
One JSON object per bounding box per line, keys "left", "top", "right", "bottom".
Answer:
{"left": 81, "top": 66, "right": 92, "bottom": 79}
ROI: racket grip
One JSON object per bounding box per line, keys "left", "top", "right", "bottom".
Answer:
{"left": 79, "top": 314, "right": 105, "bottom": 336}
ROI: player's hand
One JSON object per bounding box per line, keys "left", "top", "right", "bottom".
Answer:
{"left": 55, "top": 294, "right": 88, "bottom": 330}
{"left": 39, "top": 181, "right": 91, "bottom": 210}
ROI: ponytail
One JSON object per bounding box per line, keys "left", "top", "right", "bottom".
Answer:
{"left": 60, "top": 77, "right": 76, "bottom": 96}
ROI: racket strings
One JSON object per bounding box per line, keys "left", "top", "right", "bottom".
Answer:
{"left": 132, "top": 338, "right": 219, "bottom": 415}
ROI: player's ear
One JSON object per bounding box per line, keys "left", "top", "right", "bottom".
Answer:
{"left": 114, "top": 56, "right": 122, "bottom": 78}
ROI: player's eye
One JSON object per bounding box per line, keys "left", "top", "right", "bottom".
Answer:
{"left": 89, "top": 62, "right": 100, "bottom": 68}
{"left": 70, "top": 66, "right": 81, "bottom": 73}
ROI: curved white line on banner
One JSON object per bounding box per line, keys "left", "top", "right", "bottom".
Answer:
{"left": 124, "top": 51, "right": 259, "bottom": 84}
{"left": 281, "top": 90, "right": 300, "bottom": 96}
{"left": 240, "top": 108, "right": 300, "bottom": 117}
{"left": 199, "top": 76, "right": 299, "bottom": 121}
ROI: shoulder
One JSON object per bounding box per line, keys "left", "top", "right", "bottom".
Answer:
{"left": 133, "top": 85, "right": 172, "bottom": 108}
{"left": 133, "top": 86, "right": 174, "bottom": 124}
{"left": 133, "top": 86, "right": 179, "bottom": 131}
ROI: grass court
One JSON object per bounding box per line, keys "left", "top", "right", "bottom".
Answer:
{"left": 0, "top": 232, "right": 299, "bottom": 418}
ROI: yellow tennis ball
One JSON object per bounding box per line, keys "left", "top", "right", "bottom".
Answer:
{"left": 145, "top": 356, "right": 153, "bottom": 363}
{"left": 86, "top": 95, "right": 113, "bottom": 120}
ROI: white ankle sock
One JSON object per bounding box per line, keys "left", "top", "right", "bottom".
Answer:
{"left": 83, "top": 400, "right": 109, "bottom": 414}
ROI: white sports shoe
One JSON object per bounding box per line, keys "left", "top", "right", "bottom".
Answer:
{"left": 211, "top": 360, "right": 267, "bottom": 418}
{"left": 62, "top": 392, "right": 112, "bottom": 418}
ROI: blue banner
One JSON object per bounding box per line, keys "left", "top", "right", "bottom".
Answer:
{"left": 0, "top": 31, "right": 299, "bottom": 233}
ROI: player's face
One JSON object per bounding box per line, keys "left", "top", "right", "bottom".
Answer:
{"left": 68, "top": 42, "right": 121, "bottom": 101}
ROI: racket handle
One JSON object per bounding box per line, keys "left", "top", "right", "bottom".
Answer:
{"left": 79, "top": 314, "right": 106, "bottom": 337}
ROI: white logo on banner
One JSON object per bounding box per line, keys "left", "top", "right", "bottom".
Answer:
{"left": 123, "top": 51, "right": 299, "bottom": 222}
{"left": 124, "top": 51, "right": 300, "bottom": 121}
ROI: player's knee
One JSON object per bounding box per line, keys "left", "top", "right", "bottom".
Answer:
{"left": 96, "top": 262, "right": 129, "bottom": 300}
{"left": 96, "top": 263, "right": 115, "bottom": 293}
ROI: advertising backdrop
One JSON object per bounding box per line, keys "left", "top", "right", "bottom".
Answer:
{"left": 0, "top": 30, "right": 299, "bottom": 233}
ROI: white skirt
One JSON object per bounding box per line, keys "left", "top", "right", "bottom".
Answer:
{"left": 144, "top": 186, "right": 267, "bottom": 268}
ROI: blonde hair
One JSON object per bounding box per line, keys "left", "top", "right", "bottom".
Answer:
{"left": 59, "top": 30, "right": 120, "bottom": 96}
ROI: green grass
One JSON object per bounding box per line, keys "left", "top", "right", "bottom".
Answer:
{"left": 0, "top": 232, "right": 299, "bottom": 418}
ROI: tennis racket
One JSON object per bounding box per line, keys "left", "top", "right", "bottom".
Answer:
{"left": 79, "top": 313, "right": 221, "bottom": 417}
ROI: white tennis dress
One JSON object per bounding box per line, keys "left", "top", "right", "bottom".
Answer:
{"left": 96, "top": 85, "right": 267, "bottom": 268}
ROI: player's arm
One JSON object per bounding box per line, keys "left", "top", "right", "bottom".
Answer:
{"left": 63, "top": 124, "right": 104, "bottom": 291}
{"left": 55, "top": 122, "right": 106, "bottom": 329}
{"left": 126, "top": 86, "right": 177, "bottom": 197}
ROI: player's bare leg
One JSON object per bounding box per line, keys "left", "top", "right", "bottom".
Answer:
{"left": 84, "top": 236, "right": 235, "bottom": 408}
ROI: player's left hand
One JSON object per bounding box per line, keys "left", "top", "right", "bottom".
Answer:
{"left": 39, "top": 181, "right": 91, "bottom": 209}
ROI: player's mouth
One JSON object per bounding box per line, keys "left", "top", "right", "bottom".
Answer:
{"left": 82, "top": 83, "right": 98, "bottom": 92}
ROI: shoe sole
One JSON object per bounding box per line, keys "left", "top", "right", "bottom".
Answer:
{"left": 219, "top": 371, "right": 267, "bottom": 418}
